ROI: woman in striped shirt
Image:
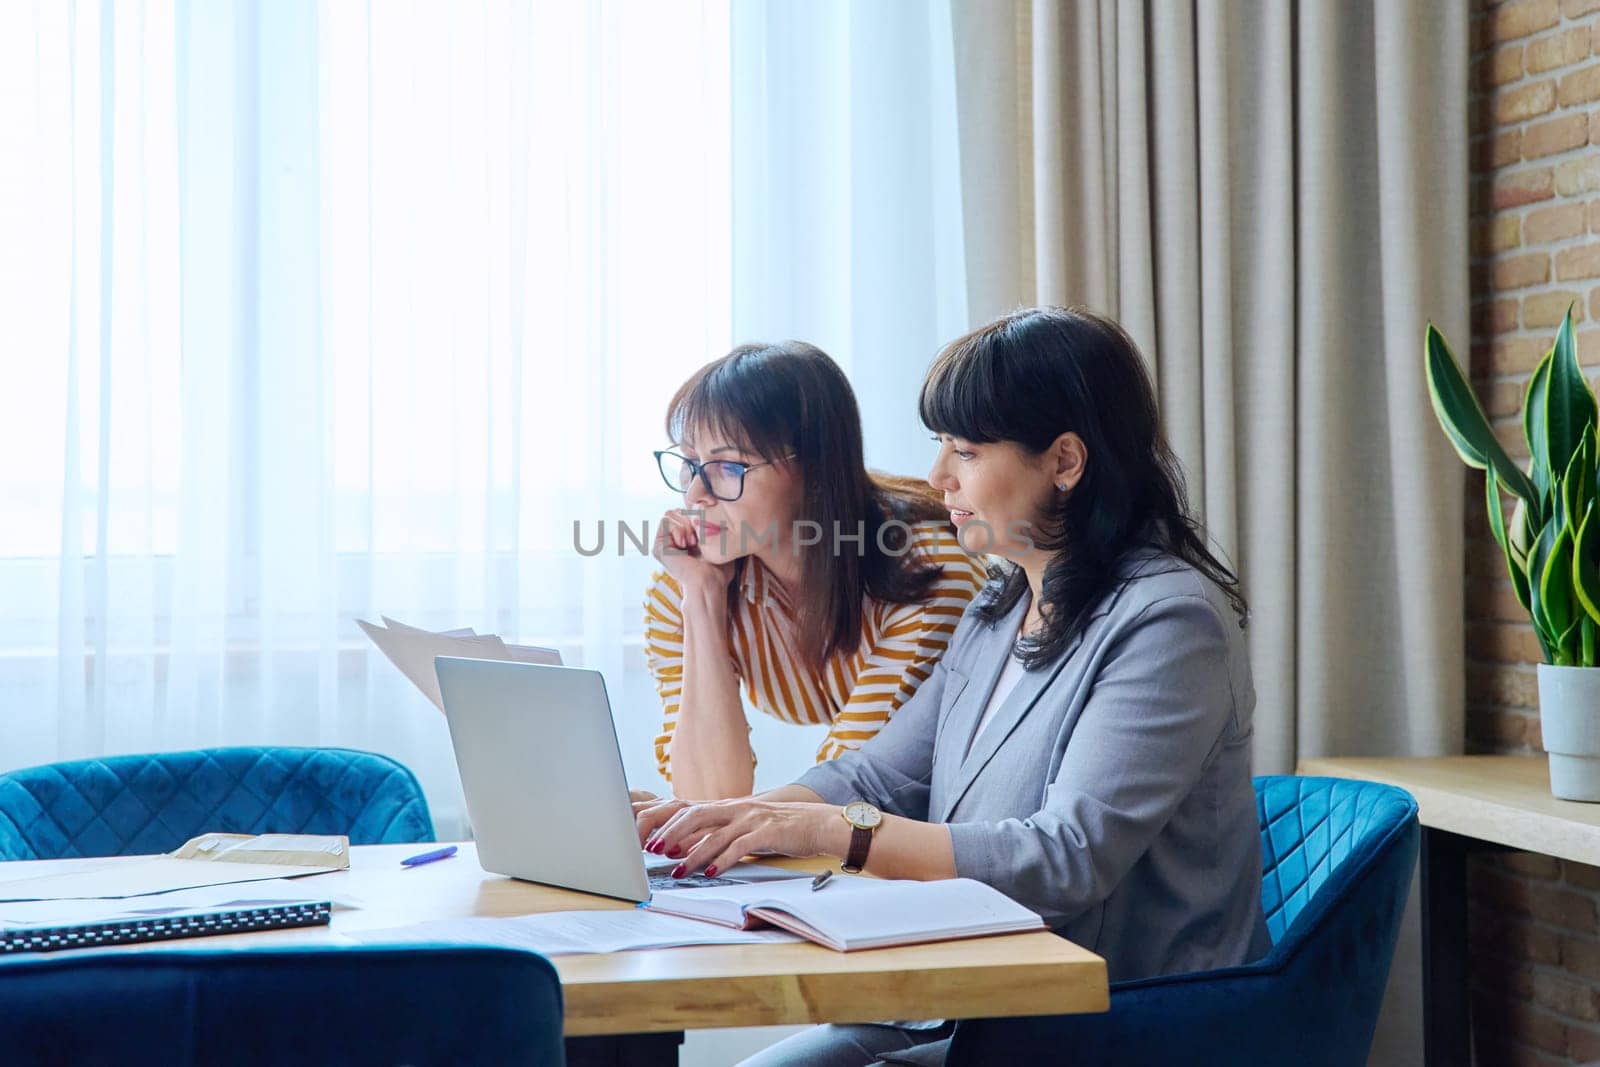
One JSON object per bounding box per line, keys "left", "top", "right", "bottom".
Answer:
{"left": 644, "top": 341, "right": 988, "bottom": 800}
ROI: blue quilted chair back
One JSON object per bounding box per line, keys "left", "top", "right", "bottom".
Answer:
{"left": 0, "top": 747, "right": 435, "bottom": 861}
{"left": 0, "top": 945, "right": 563, "bottom": 1066}
{"left": 948, "top": 775, "right": 1419, "bottom": 1067}
{"left": 1257, "top": 774, "right": 1412, "bottom": 952}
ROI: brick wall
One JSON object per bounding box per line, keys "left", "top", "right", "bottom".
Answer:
{"left": 1467, "top": 1, "right": 1600, "bottom": 1064}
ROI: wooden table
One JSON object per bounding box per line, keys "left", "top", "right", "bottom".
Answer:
{"left": 2, "top": 842, "right": 1108, "bottom": 1064}
{"left": 1297, "top": 755, "right": 1600, "bottom": 1067}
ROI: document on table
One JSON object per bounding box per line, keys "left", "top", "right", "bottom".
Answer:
{"left": 346, "top": 908, "right": 803, "bottom": 956}
{"left": 0, "top": 859, "right": 340, "bottom": 902}
{"left": 0, "top": 879, "right": 361, "bottom": 929}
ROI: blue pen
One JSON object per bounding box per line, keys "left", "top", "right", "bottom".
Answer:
{"left": 400, "top": 845, "right": 458, "bottom": 867}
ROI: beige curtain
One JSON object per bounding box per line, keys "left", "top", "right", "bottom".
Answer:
{"left": 949, "top": 0, "right": 1471, "bottom": 774}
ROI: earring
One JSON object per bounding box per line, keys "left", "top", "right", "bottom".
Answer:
{"left": 1055, "top": 484, "right": 1067, "bottom": 492}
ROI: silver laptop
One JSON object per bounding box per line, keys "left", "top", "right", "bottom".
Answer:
{"left": 434, "top": 656, "right": 742, "bottom": 902}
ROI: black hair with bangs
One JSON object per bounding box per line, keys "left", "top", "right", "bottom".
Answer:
{"left": 918, "top": 306, "right": 1246, "bottom": 668}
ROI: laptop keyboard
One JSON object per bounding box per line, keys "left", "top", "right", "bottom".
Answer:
{"left": 649, "top": 871, "right": 738, "bottom": 891}
{"left": 640, "top": 848, "right": 744, "bottom": 890}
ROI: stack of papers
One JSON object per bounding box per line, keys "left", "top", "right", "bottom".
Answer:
{"left": 170, "top": 832, "right": 349, "bottom": 868}
{"left": 358, "top": 616, "right": 561, "bottom": 712}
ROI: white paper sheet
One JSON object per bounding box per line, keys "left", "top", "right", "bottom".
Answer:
{"left": 358, "top": 620, "right": 508, "bottom": 711}
{"left": 346, "top": 908, "right": 802, "bottom": 955}
{"left": 0, "top": 879, "right": 361, "bottom": 928}
{"left": 379, "top": 617, "right": 476, "bottom": 639}
{"left": 0, "top": 859, "right": 337, "bottom": 902}
{"left": 358, "top": 618, "right": 561, "bottom": 711}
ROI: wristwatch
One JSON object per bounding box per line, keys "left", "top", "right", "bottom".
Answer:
{"left": 840, "top": 800, "right": 883, "bottom": 874}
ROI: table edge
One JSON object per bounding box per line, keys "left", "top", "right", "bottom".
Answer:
{"left": 1297, "top": 755, "right": 1600, "bottom": 868}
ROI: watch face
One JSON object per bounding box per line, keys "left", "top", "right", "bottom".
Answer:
{"left": 844, "top": 801, "right": 883, "bottom": 829}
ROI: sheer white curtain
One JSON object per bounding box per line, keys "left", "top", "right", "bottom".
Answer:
{"left": 0, "top": 0, "right": 737, "bottom": 835}
{"left": 730, "top": 0, "right": 967, "bottom": 477}
{"left": 0, "top": 0, "right": 966, "bottom": 834}
{"left": 727, "top": 0, "right": 968, "bottom": 785}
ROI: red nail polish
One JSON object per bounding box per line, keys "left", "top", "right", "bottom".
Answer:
{"left": 649, "top": 840, "right": 663, "bottom": 854}
{"left": 704, "top": 865, "right": 718, "bottom": 877}
{"left": 666, "top": 846, "right": 681, "bottom": 858}
{"left": 671, "top": 864, "right": 687, "bottom": 879}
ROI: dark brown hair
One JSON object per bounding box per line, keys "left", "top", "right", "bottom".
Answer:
{"left": 666, "top": 341, "right": 951, "bottom": 672}
{"left": 919, "top": 306, "right": 1247, "bottom": 668}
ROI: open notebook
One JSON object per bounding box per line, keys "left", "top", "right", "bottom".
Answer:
{"left": 644, "top": 874, "right": 1045, "bottom": 952}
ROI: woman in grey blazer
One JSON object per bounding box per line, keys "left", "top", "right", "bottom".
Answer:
{"left": 636, "top": 306, "right": 1272, "bottom": 1066}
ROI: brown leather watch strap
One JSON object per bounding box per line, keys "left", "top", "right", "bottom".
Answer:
{"left": 842, "top": 824, "right": 873, "bottom": 874}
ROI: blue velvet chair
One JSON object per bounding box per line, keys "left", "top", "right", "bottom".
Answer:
{"left": 0, "top": 944, "right": 563, "bottom": 1066}
{"left": 0, "top": 747, "right": 435, "bottom": 860}
{"left": 945, "top": 775, "right": 1419, "bottom": 1067}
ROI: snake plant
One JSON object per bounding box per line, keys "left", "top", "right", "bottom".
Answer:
{"left": 1426, "top": 308, "right": 1600, "bottom": 667}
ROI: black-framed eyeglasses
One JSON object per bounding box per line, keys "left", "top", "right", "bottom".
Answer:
{"left": 653, "top": 450, "right": 795, "bottom": 502}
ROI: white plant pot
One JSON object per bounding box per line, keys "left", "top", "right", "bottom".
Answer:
{"left": 1539, "top": 664, "right": 1600, "bottom": 802}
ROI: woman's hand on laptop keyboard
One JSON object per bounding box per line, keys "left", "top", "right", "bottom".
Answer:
{"left": 642, "top": 798, "right": 837, "bottom": 880}
{"left": 635, "top": 794, "right": 691, "bottom": 846}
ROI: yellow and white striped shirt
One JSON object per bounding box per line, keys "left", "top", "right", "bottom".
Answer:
{"left": 643, "top": 521, "right": 989, "bottom": 782}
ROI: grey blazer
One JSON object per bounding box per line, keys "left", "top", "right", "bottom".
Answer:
{"left": 796, "top": 550, "right": 1273, "bottom": 984}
